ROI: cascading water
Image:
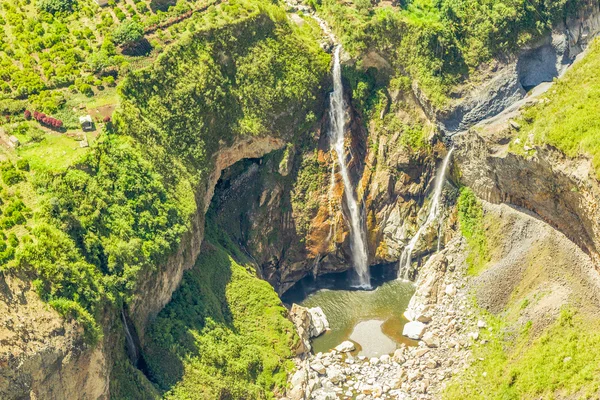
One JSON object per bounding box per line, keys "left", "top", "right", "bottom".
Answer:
{"left": 398, "top": 147, "right": 454, "bottom": 280}
{"left": 329, "top": 45, "right": 371, "bottom": 288}
{"left": 121, "top": 307, "right": 139, "bottom": 365}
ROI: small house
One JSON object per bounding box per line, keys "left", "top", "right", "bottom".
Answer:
{"left": 8, "top": 136, "right": 19, "bottom": 148}
{"left": 95, "top": 0, "right": 109, "bottom": 6}
{"left": 79, "top": 115, "right": 94, "bottom": 131}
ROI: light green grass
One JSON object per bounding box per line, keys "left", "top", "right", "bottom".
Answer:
{"left": 444, "top": 309, "right": 600, "bottom": 399}
{"left": 512, "top": 38, "right": 600, "bottom": 178}
{"left": 16, "top": 133, "right": 88, "bottom": 173}
{"left": 457, "top": 187, "right": 490, "bottom": 276}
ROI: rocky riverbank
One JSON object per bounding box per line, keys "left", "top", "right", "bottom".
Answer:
{"left": 286, "top": 236, "right": 491, "bottom": 399}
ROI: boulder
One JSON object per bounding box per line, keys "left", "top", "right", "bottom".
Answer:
{"left": 289, "top": 304, "right": 312, "bottom": 353}
{"left": 403, "top": 321, "right": 427, "bottom": 340}
{"left": 308, "top": 307, "right": 330, "bottom": 337}
{"left": 326, "top": 366, "right": 345, "bottom": 384}
{"left": 334, "top": 341, "right": 355, "bottom": 353}
{"left": 421, "top": 332, "right": 440, "bottom": 348}
{"left": 445, "top": 284, "right": 457, "bottom": 296}
{"left": 310, "top": 362, "right": 326, "bottom": 375}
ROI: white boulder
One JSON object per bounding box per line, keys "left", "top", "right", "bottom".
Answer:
{"left": 334, "top": 340, "right": 355, "bottom": 353}
{"left": 308, "top": 307, "right": 330, "bottom": 337}
{"left": 403, "top": 321, "right": 427, "bottom": 340}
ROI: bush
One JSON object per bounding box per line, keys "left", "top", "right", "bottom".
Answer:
{"left": 113, "top": 20, "right": 144, "bottom": 46}
{"left": 37, "top": 0, "right": 76, "bottom": 14}
{"left": 1, "top": 163, "right": 24, "bottom": 186}
{"left": 77, "top": 83, "right": 94, "bottom": 97}
{"left": 16, "top": 159, "right": 30, "bottom": 171}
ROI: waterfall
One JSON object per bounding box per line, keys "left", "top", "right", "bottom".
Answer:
{"left": 329, "top": 45, "right": 370, "bottom": 288}
{"left": 398, "top": 148, "right": 454, "bottom": 280}
{"left": 121, "top": 307, "right": 139, "bottom": 364}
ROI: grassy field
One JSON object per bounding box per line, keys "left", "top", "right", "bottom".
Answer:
{"left": 511, "top": 38, "right": 600, "bottom": 178}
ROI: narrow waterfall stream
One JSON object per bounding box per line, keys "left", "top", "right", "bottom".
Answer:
{"left": 121, "top": 308, "right": 139, "bottom": 365}
{"left": 329, "top": 45, "right": 371, "bottom": 288}
{"left": 398, "top": 148, "right": 454, "bottom": 280}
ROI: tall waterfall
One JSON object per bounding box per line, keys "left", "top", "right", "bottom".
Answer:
{"left": 398, "top": 147, "right": 454, "bottom": 280}
{"left": 329, "top": 45, "right": 371, "bottom": 288}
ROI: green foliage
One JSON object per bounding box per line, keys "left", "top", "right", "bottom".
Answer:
{"left": 316, "top": 0, "right": 582, "bottom": 107}
{"left": 144, "top": 221, "right": 296, "bottom": 398}
{"left": 117, "top": 7, "right": 328, "bottom": 170}
{"left": 37, "top": 0, "right": 76, "bottom": 14}
{"left": 457, "top": 187, "right": 489, "bottom": 275}
{"left": 8, "top": 4, "right": 327, "bottom": 344}
{"left": 48, "top": 298, "right": 103, "bottom": 344}
{"left": 513, "top": 38, "right": 600, "bottom": 178}
{"left": 0, "top": 162, "right": 24, "bottom": 186}
{"left": 291, "top": 152, "right": 326, "bottom": 242}
{"left": 113, "top": 20, "right": 144, "bottom": 46}
{"left": 16, "top": 159, "right": 30, "bottom": 171}
{"left": 444, "top": 309, "right": 600, "bottom": 399}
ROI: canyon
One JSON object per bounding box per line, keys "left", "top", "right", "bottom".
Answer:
{"left": 0, "top": 0, "right": 600, "bottom": 399}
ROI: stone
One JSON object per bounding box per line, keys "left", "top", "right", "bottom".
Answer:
{"left": 421, "top": 332, "right": 440, "bottom": 348}
{"left": 370, "top": 357, "right": 380, "bottom": 365}
{"left": 326, "top": 366, "right": 345, "bottom": 384}
{"left": 403, "top": 321, "right": 427, "bottom": 340}
{"left": 380, "top": 354, "right": 391, "bottom": 364}
{"left": 415, "top": 348, "right": 430, "bottom": 357}
{"left": 393, "top": 348, "right": 405, "bottom": 363}
{"left": 468, "top": 331, "right": 480, "bottom": 341}
{"left": 334, "top": 341, "right": 355, "bottom": 353}
{"left": 416, "top": 314, "right": 432, "bottom": 323}
{"left": 310, "top": 362, "right": 326, "bottom": 375}
{"left": 477, "top": 320, "right": 487, "bottom": 329}
{"left": 445, "top": 284, "right": 457, "bottom": 296}
{"left": 289, "top": 304, "right": 311, "bottom": 354}
{"left": 308, "top": 307, "right": 330, "bottom": 337}
{"left": 509, "top": 120, "right": 521, "bottom": 130}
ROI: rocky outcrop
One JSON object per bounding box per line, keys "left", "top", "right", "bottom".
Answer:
{"left": 454, "top": 124, "right": 600, "bottom": 266}
{"left": 130, "top": 135, "right": 286, "bottom": 341}
{"left": 432, "top": 4, "right": 600, "bottom": 133}
{"left": 290, "top": 304, "right": 330, "bottom": 354}
{"left": 0, "top": 275, "right": 109, "bottom": 399}
{"left": 287, "top": 236, "right": 478, "bottom": 400}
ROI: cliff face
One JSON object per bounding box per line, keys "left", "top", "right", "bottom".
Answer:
{"left": 130, "top": 135, "right": 286, "bottom": 341}
{"left": 210, "top": 83, "right": 441, "bottom": 294}
{"left": 454, "top": 116, "right": 600, "bottom": 267}
{"left": 423, "top": 3, "right": 600, "bottom": 133}
{"left": 0, "top": 275, "right": 109, "bottom": 399}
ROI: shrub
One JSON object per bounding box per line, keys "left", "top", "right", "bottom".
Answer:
{"left": 113, "top": 20, "right": 144, "bottom": 46}
{"left": 1, "top": 163, "right": 24, "bottom": 186}
{"left": 37, "top": 0, "right": 76, "bottom": 14}
{"left": 16, "top": 159, "right": 30, "bottom": 171}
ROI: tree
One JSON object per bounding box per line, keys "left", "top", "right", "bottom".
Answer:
{"left": 37, "top": 0, "right": 76, "bottom": 14}
{"left": 113, "top": 21, "right": 144, "bottom": 47}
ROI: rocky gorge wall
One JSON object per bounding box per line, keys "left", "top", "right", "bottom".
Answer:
{"left": 209, "top": 82, "right": 445, "bottom": 294}
{"left": 422, "top": 2, "right": 600, "bottom": 134}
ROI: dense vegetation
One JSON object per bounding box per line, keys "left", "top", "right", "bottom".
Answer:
{"left": 457, "top": 187, "right": 490, "bottom": 276}
{"left": 313, "top": 0, "right": 583, "bottom": 107}
{"left": 0, "top": 0, "right": 218, "bottom": 100}
{"left": 138, "top": 219, "right": 296, "bottom": 399}
{"left": 1, "top": 0, "right": 328, "bottom": 347}
{"left": 513, "top": 37, "right": 600, "bottom": 178}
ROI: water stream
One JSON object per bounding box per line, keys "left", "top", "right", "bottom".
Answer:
{"left": 121, "top": 308, "right": 139, "bottom": 365}
{"left": 329, "top": 45, "right": 371, "bottom": 288}
{"left": 398, "top": 148, "right": 454, "bottom": 280}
